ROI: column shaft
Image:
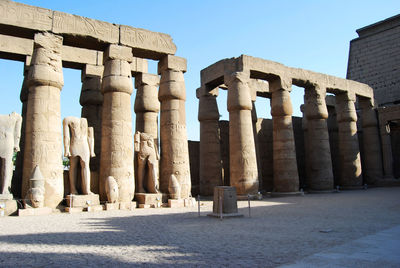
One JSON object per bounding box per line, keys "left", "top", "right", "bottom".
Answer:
{"left": 304, "top": 85, "right": 334, "bottom": 191}
{"left": 158, "top": 55, "right": 191, "bottom": 198}
{"left": 359, "top": 98, "right": 383, "bottom": 184}
{"left": 380, "top": 124, "right": 394, "bottom": 179}
{"left": 336, "top": 92, "right": 362, "bottom": 187}
{"left": 99, "top": 45, "right": 134, "bottom": 202}
{"left": 134, "top": 73, "right": 160, "bottom": 142}
{"left": 198, "top": 88, "right": 222, "bottom": 195}
{"left": 22, "top": 33, "right": 64, "bottom": 208}
{"left": 271, "top": 80, "right": 299, "bottom": 192}
{"left": 226, "top": 72, "right": 258, "bottom": 195}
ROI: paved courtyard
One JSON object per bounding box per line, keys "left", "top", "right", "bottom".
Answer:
{"left": 0, "top": 187, "right": 399, "bottom": 267}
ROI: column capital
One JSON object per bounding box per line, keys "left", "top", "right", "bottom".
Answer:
{"left": 103, "top": 44, "right": 133, "bottom": 63}
{"left": 225, "top": 71, "right": 252, "bottom": 112}
{"left": 304, "top": 84, "right": 328, "bottom": 120}
{"left": 158, "top": 55, "right": 187, "bottom": 74}
{"left": 134, "top": 73, "right": 160, "bottom": 89}
{"left": 198, "top": 93, "right": 219, "bottom": 122}
{"left": 268, "top": 76, "right": 292, "bottom": 93}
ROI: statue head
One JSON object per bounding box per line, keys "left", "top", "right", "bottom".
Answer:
{"left": 30, "top": 188, "right": 44, "bottom": 208}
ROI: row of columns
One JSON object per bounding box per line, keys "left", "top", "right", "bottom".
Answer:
{"left": 198, "top": 71, "right": 383, "bottom": 195}
{"left": 17, "top": 32, "right": 191, "bottom": 208}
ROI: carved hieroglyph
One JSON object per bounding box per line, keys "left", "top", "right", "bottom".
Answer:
{"left": 0, "top": 112, "right": 22, "bottom": 196}
{"left": 22, "top": 32, "right": 64, "bottom": 208}
{"left": 99, "top": 44, "right": 135, "bottom": 202}
{"left": 63, "top": 117, "right": 95, "bottom": 195}
{"left": 134, "top": 132, "right": 160, "bottom": 194}
{"left": 225, "top": 72, "right": 258, "bottom": 195}
{"left": 158, "top": 55, "right": 191, "bottom": 199}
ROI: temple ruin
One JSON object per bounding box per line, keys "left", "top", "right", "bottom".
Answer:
{"left": 196, "top": 55, "right": 382, "bottom": 196}
{"left": 0, "top": 0, "right": 192, "bottom": 214}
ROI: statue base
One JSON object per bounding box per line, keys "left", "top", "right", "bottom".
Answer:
{"left": 105, "top": 202, "right": 120, "bottom": 210}
{"left": 0, "top": 193, "right": 13, "bottom": 200}
{"left": 66, "top": 194, "right": 100, "bottom": 208}
{"left": 168, "top": 198, "right": 196, "bottom": 208}
{"left": 0, "top": 199, "right": 17, "bottom": 216}
{"left": 119, "top": 201, "right": 136, "bottom": 210}
{"left": 18, "top": 207, "right": 52, "bottom": 216}
{"left": 135, "top": 193, "right": 163, "bottom": 208}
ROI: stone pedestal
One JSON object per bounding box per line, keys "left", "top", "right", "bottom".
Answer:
{"left": 22, "top": 32, "right": 64, "bottom": 208}
{"left": 198, "top": 87, "right": 223, "bottom": 196}
{"left": 0, "top": 198, "right": 17, "bottom": 216}
{"left": 225, "top": 72, "right": 258, "bottom": 195}
{"left": 168, "top": 198, "right": 196, "bottom": 208}
{"left": 336, "top": 92, "right": 362, "bottom": 188}
{"left": 65, "top": 194, "right": 102, "bottom": 212}
{"left": 208, "top": 186, "right": 243, "bottom": 218}
{"left": 158, "top": 55, "right": 191, "bottom": 198}
{"left": 119, "top": 201, "right": 136, "bottom": 210}
{"left": 18, "top": 207, "right": 52, "bottom": 216}
{"left": 135, "top": 193, "right": 163, "bottom": 208}
{"left": 270, "top": 80, "right": 299, "bottom": 193}
{"left": 105, "top": 202, "right": 120, "bottom": 210}
{"left": 99, "top": 45, "right": 135, "bottom": 202}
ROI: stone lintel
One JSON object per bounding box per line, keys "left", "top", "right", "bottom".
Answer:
{"left": 131, "top": 57, "right": 148, "bottom": 74}
{"left": 120, "top": 25, "right": 176, "bottom": 59}
{"left": 104, "top": 44, "right": 133, "bottom": 63}
{"left": 158, "top": 55, "right": 187, "bottom": 74}
{"left": 62, "top": 45, "right": 98, "bottom": 69}
{"left": 0, "top": 34, "right": 33, "bottom": 61}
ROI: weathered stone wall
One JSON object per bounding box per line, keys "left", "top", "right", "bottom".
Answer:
{"left": 347, "top": 14, "right": 400, "bottom": 106}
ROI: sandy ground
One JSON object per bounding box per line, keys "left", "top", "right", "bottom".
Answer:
{"left": 0, "top": 187, "right": 399, "bottom": 267}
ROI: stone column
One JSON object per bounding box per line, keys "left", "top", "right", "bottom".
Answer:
{"left": 335, "top": 92, "right": 362, "bottom": 188}
{"left": 300, "top": 104, "right": 310, "bottom": 188}
{"left": 252, "top": 101, "right": 263, "bottom": 191}
{"left": 99, "top": 45, "right": 134, "bottom": 202}
{"left": 225, "top": 71, "right": 258, "bottom": 195}
{"left": 197, "top": 86, "right": 222, "bottom": 196}
{"left": 22, "top": 32, "right": 64, "bottom": 208}
{"left": 158, "top": 55, "right": 191, "bottom": 198}
{"left": 326, "top": 96, "right": 341, "bottom": 186}
{"left": 134, "top": 73, "right": 160, "bottom": 143}
{"left": 270, "top": 78, "right": 299, "bottom": 192}
{"left": 12, "top": 57, "right": 30, "bottom": 198}
{"left": 80, "top": 64, "right": 103, "bottom": 193}
{"left": 359, "top": 98, "right": 383, "bottom": 184}
{"left": 304, "top": 84, "right": 334, "bottom": 191}
{"left": 379, "top": 116, "right": 394, "bottom": 179}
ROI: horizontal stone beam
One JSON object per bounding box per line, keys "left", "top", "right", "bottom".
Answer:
{"left": 0, "top": 34, "right": 147, "bottom": 74}
{"left": 0, "top": 0, "right": 176, "bottom": 59}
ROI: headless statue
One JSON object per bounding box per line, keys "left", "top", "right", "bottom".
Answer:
{"left": 63, "top": 117, "right": 95, "bottom": 195}
{"left": 0, "top": 112, "right": 22, "bottom": 196}
{"left": 134, "top": 131, "right": 159, "bottom": 193}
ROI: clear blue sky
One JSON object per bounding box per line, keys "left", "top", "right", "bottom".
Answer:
{"left": 0, "top": 0, "right": 399, "bottom": 141}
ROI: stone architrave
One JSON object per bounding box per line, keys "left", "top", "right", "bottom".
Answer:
{"left": 0, "top": 112, "right": 22, "bottom": 197}
{"left": 270, "top": 78, "right": 299, "bottom": 192}
{"left": 335, "top": 92, "right": 363, "bottom": 188}
{"left": 304, "top": 84, "right": 334, "bottom": 191}
{"left": 134, "top": 131, "right": 160, "bottom": 194}
{"left": 63, "top": 117, "right": 95, "bottom": 195}
{"left": 134, "top": 73, "right": 160, "bottom": 144}
{"left": 99, "top": 44, "right": 135, "bottom": 202}
{"left": 22, "top": 32, "right": 64, "bottom": 208}
{"left": 197, "top": 87, "right": 222, "bottom": 196}
{"left": 80, "top": 64, "right": 103, "bottom": 174}
{"left": 359, "top": 98, "right": 383, "bottom": 184}
{"left": 158, "top": 55, "right": 191, "bottom": 199}
{"left": 225, "top": 71, "right": 258, "bottom": 195}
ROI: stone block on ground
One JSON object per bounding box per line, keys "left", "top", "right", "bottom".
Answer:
{"left": 168, "top": 198, "right": 196, "bottom": 208}
{"left": 18, "top": 207, "right": 52, "bottom": 216}
{"left": 207, "top": 186, "right": 243, "bottom": 218}
{"left": 0, "top": 199, "right": 17, "bottom": 216}
{"left": 135, "top": 193, "right": 163, "bottom": 207}
{"left": 119, "top": 201, "right": 136, "bottom": 210}
{"left": 105, "top": 202, "right": 120, "bottom": 211}
{"left": 84, "top": 205, "right": 104, "bottom": 212}
{"left": 66, "top": 194, "right": 100, "bottom": 208}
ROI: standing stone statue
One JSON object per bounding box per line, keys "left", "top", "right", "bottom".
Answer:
{"left": 0, "top": 112, "right": 22, "bottom": 197}
{"left": 134, "top": 131, "right": 160, "bottom": 193}
{"left": 63, "top": 117, "right": 95, "bottom": 195}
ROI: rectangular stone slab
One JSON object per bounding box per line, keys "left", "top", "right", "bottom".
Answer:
{"left": 18, "top": 207, "right": 52, "bottom": 216}
{"left": 66, "top": 194, "right": 100, "bottom": 208}
{"left": 135, "top": 193, "right": 163, "bottom": 205}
